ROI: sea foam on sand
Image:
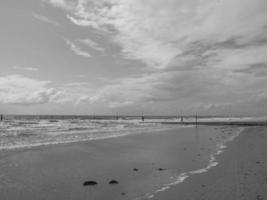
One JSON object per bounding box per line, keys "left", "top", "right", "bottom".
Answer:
{"left": 135, "top": 127, "right": 244, "bottom": 200}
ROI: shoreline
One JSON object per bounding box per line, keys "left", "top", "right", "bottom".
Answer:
{"left": 147, "top": 126, "right": 267, "bottom": 200}
{"left": 135, "top": 126, "right": 244, "bottom": 199}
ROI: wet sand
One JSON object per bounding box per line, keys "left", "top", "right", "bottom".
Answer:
{"left": 148, "top": 126, "right": 267, "bottom": 200}
{"left": 0, "top": 125, "right": 244, "bottom": 200}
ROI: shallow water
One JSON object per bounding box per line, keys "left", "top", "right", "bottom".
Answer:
{"left": 0, "top": 117, "right": 182, "bottom": 150}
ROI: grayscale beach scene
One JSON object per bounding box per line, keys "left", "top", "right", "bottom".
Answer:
{"left": 1, "top": 0, "right": 267, "bottom": 200}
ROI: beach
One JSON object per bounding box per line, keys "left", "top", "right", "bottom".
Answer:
{"left": 0, "top": 125, "right": 266, "bottom": 200}
{"left": 148, "top": 126, "right": 267, "bottom": 200}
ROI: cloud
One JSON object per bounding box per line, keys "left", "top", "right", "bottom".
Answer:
{"left": 45, "top": 0, "right": 76, "bottom": 10}
{"left": 78, "top": 39, "right": 105, "bottom": 52}
{"left": 49, "top": 0, "right": 267, "bottom": 70}
{"left": 12, "top": 66, "right": 39, "bottom": 71}
{"left": 43, "top": 0, "right": 267, "bottom": 114}
{"left": 65, "top": 39, "right": 91, "bottom": 58}
{"left": 32, "top": 13, "right": 60, "bottom": 27}
{"left": 77, "top": 67, "right": 267, "bottom": 112}
{"left": 0, "top": 75, "right": 94, "bottom": 106}
{"left": 50, "top": 82, "right": 95, "bottom": 104}
{"left": 0, "top": 75, "right": 58, "bottom": 105}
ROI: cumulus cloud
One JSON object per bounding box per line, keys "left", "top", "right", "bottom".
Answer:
{"left": 0, "top": 75, "right": 95, "bottom": 106}
{"left": 52, "top": 82, "right": 94, "bottom": 104}
{"left": 0, "top": 75, "right": 58, "bottom": 105}
{"left": 65, "top": 39, "right": 91, "bottom": 58}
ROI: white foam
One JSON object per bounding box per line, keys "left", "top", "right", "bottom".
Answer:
{"left": 0, "top": 119, "right": 185, "bottom": 150}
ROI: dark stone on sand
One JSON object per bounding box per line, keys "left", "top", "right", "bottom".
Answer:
{"left": 83, "top": 181, "right": 98, "bottom": 186}
{"left": 256, "top": 194, "right": 264, "bottom": 200}
{"left": 256, "top": 161, "right": 260, "bottom": 164}
{"left": 157, "top": 168, "right": 167, "bottom": 171}
{"left": 133, "top": 168, "right": 139, "bottom": 171}
{"left": 121, "top": 192, "right": 126, "bottom": 196}
{"left": 109, "top": 180, "right": 119, "bottom": 184}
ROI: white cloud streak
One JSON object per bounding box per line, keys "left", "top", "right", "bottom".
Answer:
{"left": 78, "top": 39, "right": 105, "bottom": 52}
{"left": 12, "top": 66, "right": 39, "bottom": 71}
{"left": 65, "top": 39, "right": 91, "bottom": 58}
{"left": 32, "top": 13, "right": 60, "bottom": 27}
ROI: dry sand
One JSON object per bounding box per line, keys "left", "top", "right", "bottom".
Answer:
{"left": 149, "top": 126, "right": 267, "bottom": 200}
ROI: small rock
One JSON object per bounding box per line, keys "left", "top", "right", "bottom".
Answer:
{"left": 256, "top": 194, "right": 263, "bottom": 200}
{"left": 133, "top": 168, "right": 139, "bottom": 171}
{"left": 157, "top": 168, "right": 166, "bottom": 171}
{"left": 121, "top": 192, "right": 126, "bottom": 196}
{"left": 109, "top": 180, "right": 119, "bottom": 184}
{"left": 83, "top": 181, "right": 98, "bottom": 186}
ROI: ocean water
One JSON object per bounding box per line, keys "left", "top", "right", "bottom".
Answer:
{"left": 0, "top": 115, "right": 260, "bottom": 150}
{"left": 0, "top": 115, "right": 262, "bottom": 149}
{"left": 0, "top": 115, "right": 182, "bottom": 150}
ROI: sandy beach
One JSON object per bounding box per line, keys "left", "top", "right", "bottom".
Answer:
{"left": 0, "top": 125, "right": 266, "bottom": 200}
{"left": 149, "top": 126, "right": 267, "bottom": 200}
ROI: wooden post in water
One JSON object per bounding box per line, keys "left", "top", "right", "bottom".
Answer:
{"left": 141, "top": 112, "right": 144, "bottom": 122}
{"left": 195, "top": 113, "right": 198, "bottom": 127}
{"left": 179, "top": 110, "right": 183, "bottom": 123}
{"left": 116, "top": 112, "right": 119, "bottom": 120}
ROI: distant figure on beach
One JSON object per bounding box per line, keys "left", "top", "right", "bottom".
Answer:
{"left": 0, "top": 114, "right": 3, "bottom": 121}
{"left": 141, "top": 115, "right": 145, "bottom": 122}
{"left": 180, "top": 116, "right": 183, "bottom": 122}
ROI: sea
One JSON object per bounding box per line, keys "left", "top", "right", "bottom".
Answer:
{"left": 0, "top": 115, "right": 184, "bottom": 150}
{"left": 0, "top": 115, "right": 264, "bottom": 150}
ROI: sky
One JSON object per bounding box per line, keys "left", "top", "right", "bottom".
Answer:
{"left": 0, "top": 0, "right": 267, "bottom": 116}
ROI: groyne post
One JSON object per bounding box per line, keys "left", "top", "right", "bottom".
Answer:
{"left": 195, "top": 113, "right": 198, "bottom": 127}
{"left": 116, "top": 112, "right": 119, "bottom": 120}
